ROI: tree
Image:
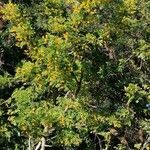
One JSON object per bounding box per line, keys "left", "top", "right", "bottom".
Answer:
{"left": 0, "top": 0, "right": 150, "bottom": 149}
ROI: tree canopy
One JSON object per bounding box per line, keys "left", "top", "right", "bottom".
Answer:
{"left": 0, "top": 0, "right": 150, "bottom": 149}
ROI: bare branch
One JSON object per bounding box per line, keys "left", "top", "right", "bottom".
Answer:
{"left": 28, "top": 136, "right": 31, "bottom": 150}
{"left": 40, "top": 137, "right": 46, "bottom": 150}
{"left": 140, "top": 134, "right": 150, "bottom": 150}
{"left": 35, "top": 141, "right": 41, "bottom": 150}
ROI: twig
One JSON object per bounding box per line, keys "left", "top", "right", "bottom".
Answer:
{"left": 95, "top": 133, "right": 102, "bottom": 150}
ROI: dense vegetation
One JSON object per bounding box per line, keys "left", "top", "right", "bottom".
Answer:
{"left": 0, "top": 0, "right": 150, "bottom": 149}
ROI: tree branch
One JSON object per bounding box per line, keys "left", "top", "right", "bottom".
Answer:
{"left": 41, "top": 137, "right": 46, "bottom": 150}
{"left": 75, "top": 70, "right": 83, "bottom": 98}
{"left": 140, "top": 134, "right": 150, "bottom": 150}
{"left": 35, "top": 141, "right": 41, "bottom": 150}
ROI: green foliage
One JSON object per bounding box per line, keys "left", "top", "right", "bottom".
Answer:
{"left": 0, "top": 0, "right": 149, "bottom": 149}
